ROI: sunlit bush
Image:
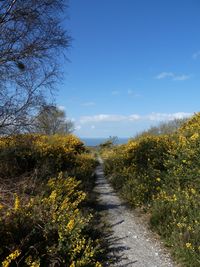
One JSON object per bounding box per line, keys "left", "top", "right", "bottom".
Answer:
{"left": 151, "top": 188, "right": 200, "bottom": 267}
{"left": 103, "top": 112, "right": 200, "bottom": 266}
{"left": 0, "top": 173, "right": 101, "bottom": 267}
{"left": 103, "top": 135, "right": 173, "bottom": 206}
{"left": 0, "top": 134, "right": 86, "bottom": 178}
{"left": 0, "top": 134, "right": 101, "bottom": 266}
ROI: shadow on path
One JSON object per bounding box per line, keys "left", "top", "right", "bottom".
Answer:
{"left": 94, "top": 158, "right": 176, "bottom": 267}
{"left": 94, "top": 162, "right": 138, "bottom": 266}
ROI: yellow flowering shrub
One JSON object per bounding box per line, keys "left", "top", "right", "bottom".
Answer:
{"left": 0, "top": 134, "right": 86, "bottom": 178}
{"left": 151, "top": 188, "right": 200, "bottom": 267}
{"left": 2, "top": 250, "right": 21, "bottom": 267}
{"left": 103, "top": 113, "right": 200, "bottom": 266}
{"left": 179, "top": 112, "right": 200, "bottom": 137}
{"left": 0, "top": 134, "right": 38, "bottom": 176}
{"left": 103, "top": 135, "right": 173, "bottom": 206}
{"left": 151, "top": 113, "right": 200, "bottom": 266}
{"left": 0, "top": 133, "right": 102, "bottom": 266}
{"left": 72, "top": 153, "right": 97, "bottom": 192}
{"left": 0, "top": 173, "right": 100, "bottom": 266}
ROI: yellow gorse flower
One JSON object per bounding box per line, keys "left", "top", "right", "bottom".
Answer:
{"left": 185, "top": 242, "right": 193, "bottom": 249}
{"left": 67, "top": 219, "right": 75, "bottom": 231}
{"left": 2, "top": 249, "right": 21, "bottom": 267}
{"left": 25, "top": 256, "right": 40, "bottom": 267}
{"left": 14, "top": 194, "right": 20, "bottom": 211}
{"left": 0, "top": 133, "right": 101, "bottom": 266}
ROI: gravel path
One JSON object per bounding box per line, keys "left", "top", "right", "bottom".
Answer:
{"left": 94, "top": 158, "right": 177, "bottom": 267}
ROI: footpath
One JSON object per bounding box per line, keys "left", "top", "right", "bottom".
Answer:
{"left": 94, "top": 158, "right": 177, "bottom": 267}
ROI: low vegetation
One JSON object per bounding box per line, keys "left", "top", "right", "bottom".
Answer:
{"left": 0, "top": 134, "right": 102, "bottom": 266}
{"left": 102, "top": 114, "right": 200, "bottom": 267}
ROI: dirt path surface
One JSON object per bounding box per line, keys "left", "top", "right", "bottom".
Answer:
{"left": 94, "top": 158, "right": 177, "bottom": 267}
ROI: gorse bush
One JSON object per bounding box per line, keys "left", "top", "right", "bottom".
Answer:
{"left": 179, "top": 112, "right": 200, "bottom": 137}
{"left": 0, "top": 134, "right": 86, "bottom": 178}
{"left": 0, "top": 134, "right": 38, "bottom": 176}
{"left": 0, "top": 174, "right": 101, "bottom": 267}
{"left": 103, "top": 135, "right": 173, "bottom": 206}
{"left": 151, "top": 188, "right": 200, "bottom": 267}
{"left": 72, "top": 153, "right": 97, "bottom": 192}
{"left": 0, "top": 134, "right": 102, "bottom": 266}
{"left": 103, "top": 113, "right": 200, "bottom": 266}
{"left": 150, "top": 114, "right": 200, "bottom": 266}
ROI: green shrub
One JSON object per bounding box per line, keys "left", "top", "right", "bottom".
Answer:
{"left": 0, "top": 173, "right": 101, "bottom": 267}
{"left": 103, "top": 113, "right": 200, "bottom": 266}
{"left": 103, "top": 135, "right": 172, "bottom": 206}
{"left": 151, "top": 188, "right": 200, "bottom": 267}
{"left": 0, "top": 134, "right": 87, "bottom": 178}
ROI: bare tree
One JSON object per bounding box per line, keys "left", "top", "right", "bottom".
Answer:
{"left": 134, "top": 118, "right": 188, "bottom": 139}
{"left": 34, "top": 105, "right": 74, "bottom": 135}
{"left": 0, "top": 0, "right": 71, "bottom": 134}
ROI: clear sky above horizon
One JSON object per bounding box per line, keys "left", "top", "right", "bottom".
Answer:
{"left": 57, "top": 0, "right": 200, "bottom": 138}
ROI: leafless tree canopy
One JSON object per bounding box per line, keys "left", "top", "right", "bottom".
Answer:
{"left": 0, "top": 0, "right": 71, "bottom": 134}
{"left": 34, "top": 105, "right": 74, "bottom": 135}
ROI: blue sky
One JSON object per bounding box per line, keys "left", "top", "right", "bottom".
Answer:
{"left": 57, "top": 0, "right": 200, "bottom": 138}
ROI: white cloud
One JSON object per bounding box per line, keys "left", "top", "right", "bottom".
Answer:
{"left": 192, "top": 51, "right": 200, "bottom": 59}
{"left": 79, "top": 112, "right": 192, "bottom": 124}
{"left": 80, "top": 114, "right": 126, "bottom": 123}
{"left": 155, "top": 72, "right": 191, "bottom": 81}
{"left": 155, "top": 72, "right": 174, "bottom": 79}
{"left": 81, "top": 101, "right": 96, "bottom": 107}
{"left": 129, "top": 114, "right": 141, "bottom": 120}
{"left": 91, "top": 125, "right": 96, "bottom": 129}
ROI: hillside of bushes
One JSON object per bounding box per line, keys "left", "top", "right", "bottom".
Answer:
{"left": 0, "top": 134, "right": 102, "bottom": 267}
{"left": 102, "top": 113, "right": 200, "bottom": 267}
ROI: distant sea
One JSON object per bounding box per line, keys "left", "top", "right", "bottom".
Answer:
{"left": 80, "top": 137, "right": 129, "bottom": 147}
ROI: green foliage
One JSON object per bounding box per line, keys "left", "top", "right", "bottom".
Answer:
{"left": 0, "top": 174, "right": 101, "bottom": 267}
{"left": 179, "top": 112, "right": 200, "bottom": 137}
{"left": 0, "top": 134, "right": 86, "bottom": 178}
{"left": 104, "top": 135, "right": 173, "bottom": 206}
{"left": 72, "top": 154, "right": 97, "bottom": 192}
{"left": 0, "top": 134, "right": 102, "bottom": 267}
{"left": 103, "top": 113, "right": 200, "bottom": 266}
{"left": 151, "top": 189, "right": 200, "bottom": 267}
